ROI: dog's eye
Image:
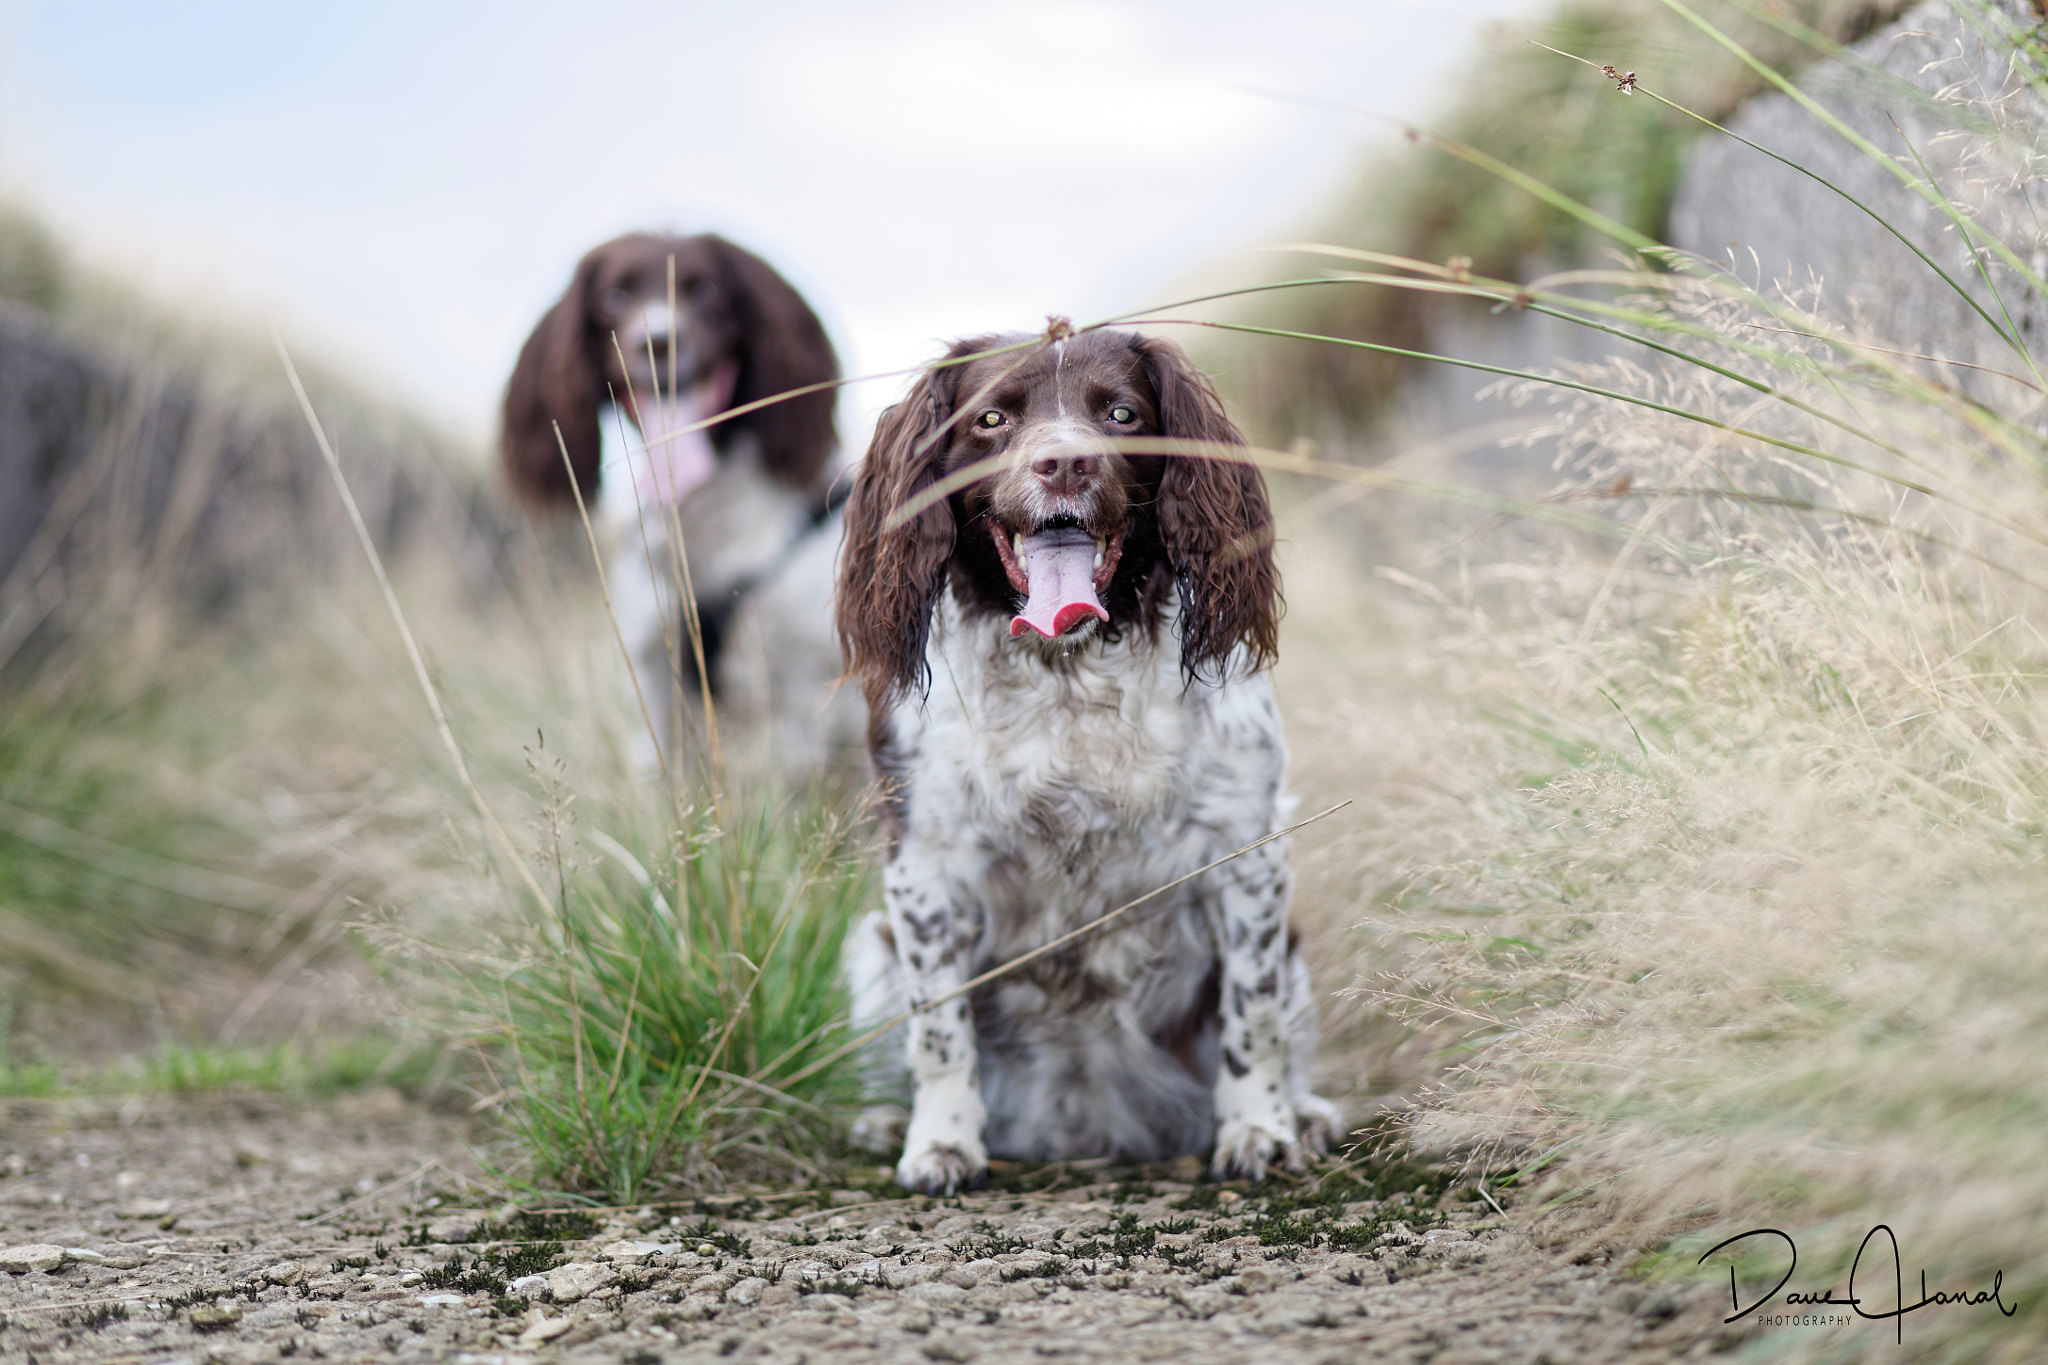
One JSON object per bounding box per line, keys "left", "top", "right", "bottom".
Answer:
{"left": 978, "top": 410, "right": 1005, "bottom": 429}
{"left": 687, "top": 277, "right": 718, "bottom": 305}
{"left": 1109, "top": 405, "right": 1135, "bottom": 425}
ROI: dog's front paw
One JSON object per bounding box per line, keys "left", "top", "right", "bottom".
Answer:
{"left": 896, "top": 1137, "right": 987, "bottom": 1195}
{"left": 1211, "top": 1116, "right": 1303, "bottom": 1184}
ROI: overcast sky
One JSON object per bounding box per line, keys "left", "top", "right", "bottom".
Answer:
{"left": 2, "top": 0, "right": 1534, "bottom": 450}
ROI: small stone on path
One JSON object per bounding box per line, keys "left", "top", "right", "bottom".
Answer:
{"left": 0, "top": 1244, "right": 66, "bottom": 1273}
{"left": 547, "top": 1260, "right": 612, "bottom": 1301}
{"left": 519, "top": 1313, "right": 575, "bottom": 1346}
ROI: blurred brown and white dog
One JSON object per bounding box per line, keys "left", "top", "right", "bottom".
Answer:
{"left": 836, "top": 327, "right": 1338, "bottom": 1193}
{"left": 502, "top": 232, "right": 862, "bottom": 780}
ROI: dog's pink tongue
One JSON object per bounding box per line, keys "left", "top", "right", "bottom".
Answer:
{"left": 1011, "top": 529, "right": 1106, "bottom": 639}
{"left": 634, "top": 363, "right": 736, "bottom": 507}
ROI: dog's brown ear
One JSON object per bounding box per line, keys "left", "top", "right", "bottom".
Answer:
{"left": 1134, "top": 334, "right": 1281, "bottom": 678}
{"left": 709, "top": 235, "right": 839, "bottom": 492}
{"left": 502, "top": 249, "right": 606, "bottom": 507}
{"left": 837, "top": 344, "right": 988, "bottom": 712}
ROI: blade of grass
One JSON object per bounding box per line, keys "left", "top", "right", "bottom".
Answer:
{"left": 1287, "top": 255, "right": 2048, "bottom": 511}
{"left": 1890, "top": 114, "right": 2040, "bottom": 383}
{"left": 885, "top": 430, "right": 1688, "bottom": 557}
{"left": 553, "top": 421, "right": 675, "bottom": 798}
{"left": 273, "top": 329, "right": 553, "bottom": 916}
{"left": 1147, "top": 319, "right": 2048, "bottom": 549}
{"left": 1296, "top": 256, "right": 1931, "bottom": 469}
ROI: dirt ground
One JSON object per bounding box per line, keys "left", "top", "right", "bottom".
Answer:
{"left": 0, "top": 1093, "right": 1751, "bottom": 1365}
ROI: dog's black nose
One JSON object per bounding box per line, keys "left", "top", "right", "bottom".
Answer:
{"left": 1031, "top": 449, "right": 1098, "bottom": 492}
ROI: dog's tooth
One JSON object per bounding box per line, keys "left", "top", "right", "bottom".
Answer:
{"left": 1013, "top": 533, "right": 1025, "bottom": 560}
{"left": 1094, "top": 536, "right": 1105, "bottom": 569}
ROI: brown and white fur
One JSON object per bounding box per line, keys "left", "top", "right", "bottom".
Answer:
{"left": 836, "top": 327, "right": 1339, "bottom": 1194}
{"left": 502, "top": 232, "right": 862, "bottom": 780}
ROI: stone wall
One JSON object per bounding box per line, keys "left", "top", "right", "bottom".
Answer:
{"left": 1668, "top": 0, "right": 2045, "bottom": 400}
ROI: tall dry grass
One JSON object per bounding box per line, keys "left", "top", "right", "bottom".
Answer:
{"left": 1256, "top": 8, "right": 2048, "bottom": 1356}
{"left": 0, "top": 225, "right": 653, "bottom": 1093}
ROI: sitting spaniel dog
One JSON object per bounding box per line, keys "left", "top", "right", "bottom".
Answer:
{"left": 837, "top": 326, "right": 1338, "bottom": 1193}
{"left": 502, "top": 232, "right": 862, "bottom": 781}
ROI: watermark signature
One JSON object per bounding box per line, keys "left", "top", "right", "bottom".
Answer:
{"left": 1699, "top": 1226, "right": 2017, "bottom": 1344}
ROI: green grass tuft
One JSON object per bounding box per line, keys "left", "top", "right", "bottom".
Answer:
{"left": 461, "top": 786, "right": 875, "bottom": 1205}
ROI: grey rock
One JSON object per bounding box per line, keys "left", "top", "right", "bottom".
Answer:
{"left": 517, "top": 1313, "right": 575, "bottom": 1346}
{"left": 600, "top": 1238, "right": 675, "bottom": 1260}
{"left": 506, "top": 1273, "right": 550, "bottom": 1297}
{"left": 905, "top": 1281, "right": 967, "bottom": 1305}
{"left": 725, "top": 1275, "right": 771, "bottom": 1305}
{"left": 0, "top": 1244, "right": 66, "bottom": 1273}
{"left": 188, "top": 1301, "right": 242, "bottom": 1330}
{"left": 546, "top": 1261, "right": 613, "bottom": 1302}
{"left": 260, "top": 1262, "right": 303, "bottom": 1286}
{"left": 688, "top": 1270, "right": 736, "bottom": 1297}
{"left": 883, "top": 1262, "right": 949, "bottom": 1288}
{"left": 971, "top": 1279, "right": 1043, "bottom": 1305}
{"left": 806, "top": 1243, "right": 869, "bottom": 1269}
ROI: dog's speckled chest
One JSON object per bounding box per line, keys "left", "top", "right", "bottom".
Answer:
{"left": 885, "top": 597, "right": 1281, "bottom": 966}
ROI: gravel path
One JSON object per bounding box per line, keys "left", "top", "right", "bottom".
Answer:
{"left": 0, "top": 1094, "right": 1736, "bottom": 1364}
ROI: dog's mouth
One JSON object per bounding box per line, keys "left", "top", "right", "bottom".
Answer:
{"left": 990, "top": 514, "right": 1128, "bottom": 640}
{"left": 631, "top": 360, "right": 738, "bottom": 507}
